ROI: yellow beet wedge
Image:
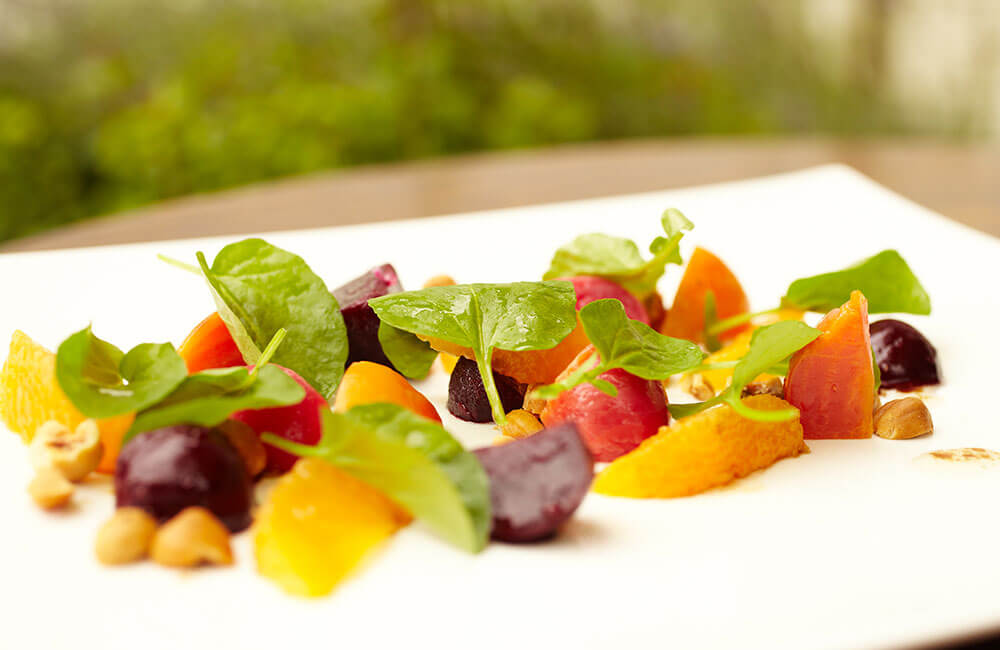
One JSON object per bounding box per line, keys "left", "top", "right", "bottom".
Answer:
{"left": 593, "top": 395, "right": 809, "bottom": 498}
{"left": 254, "top": 458, "right": 412, "bottom": 597}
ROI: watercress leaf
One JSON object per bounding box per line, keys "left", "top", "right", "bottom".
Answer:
{"left": 377, "top": 322, "right": 437, "bottom": 379}
{"left": 591, "top": 378, "right": 618, "bottom": 396}
{"left": 55, "top": 326, "right": 187, "bottom": 418}
{"left": 126, "top": 364, "right": 305, "bottom": 440}
{"left": 783, "top": 249, "right": 931, "bottom": 315}
{"left": 370, "top": 282, "right": 577, "bottom": 424}
{"left": 542, "top": 209, "right": 693, "bottom": 298}
{"left": 730, "top": 321, "right": 821, "bottom": 391}
{"left": 579, "top": 299, "right": 705, "bottom": 381}
{"left": 264, "top": 404, "right": 491, "bottom": 553}
{"left": 200, "top": 238, "right": 349, "bottom": 399}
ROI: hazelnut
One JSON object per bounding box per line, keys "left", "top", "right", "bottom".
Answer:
{"left": 150, "top": 507, "right": 233, "bottom": 568}
{"left": 423, "top": 275, "right": 456, "bottom": 288}
{"left": 499, "top": 409, "right": 544, "bottom": 439}
{"left": 680, "top": 373, "right": 715, "bottom": 401}
{"left": 29, "top": 419, "right": 103, "bottom": 482}
{"left": 741, "top": 376, "right": 784, "bottom": 399}
{"left": 95, "top": 508, "right": 158, "bottom": 565}
{"left": 28, "top": 467, "right": 74, "bottom": 509}
{"left": 522, "top": 386, "right": 547, "bottom": 416}
{"left": 218, "top": 420, "right": 266, "bottom": 477}
{"left": 874, "top": 397, "right": 933, "bottom": 440}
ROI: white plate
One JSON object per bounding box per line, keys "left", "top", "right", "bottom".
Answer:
{"left": 1, "top": 165, "right": 997, "bottom": 650}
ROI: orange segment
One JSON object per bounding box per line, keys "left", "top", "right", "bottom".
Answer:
{"left": 254, "top": 458, "right": 411, "bottom": 597}
{"left": 420, "top": 319, "right": 590, "bottom": 385}
{"left": 0, "top": 330, "right": 134, "bottom": 472}
{"left": 661, "top": 247, "right": 750, "bottom": 344}
{"left": 593, "top": 395, "right": 808, "bottom": 498}
{"left": 334, "top": 361, "right": 440, "bottom": 423}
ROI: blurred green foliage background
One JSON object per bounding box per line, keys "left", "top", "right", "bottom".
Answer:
{"left": 0, "top": 0, "right": 995, "bottom": 243}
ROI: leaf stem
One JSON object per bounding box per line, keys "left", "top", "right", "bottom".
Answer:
{"left": 249, "top": 328, "right": 287, "bottom": 379}
{"left": 476, "top": 347, "right": 508, "bottom": 426}
{"left": 705, "top": 306, "right": 784, "bottom": 337}
{"left": 157, "top": 254, "right": 201, "bottom": 275}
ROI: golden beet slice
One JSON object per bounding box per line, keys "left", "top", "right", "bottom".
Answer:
{"left": 254, "top": 458, "right": 411, "bottom": 597}
{"left": 593, "top": 395, "right": 808, "bottom": 498}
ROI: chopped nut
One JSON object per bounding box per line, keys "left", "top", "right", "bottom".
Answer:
{"left": 874, "top": 397, "right": 933, "bottom": 440}
{"left": 423, "top": 275, "right": 456, "bottom": 288}
{"left": 741, "top": 376, "right": 784, "bottom": 399}
{"left": 28, "top": 467, "right": 74, "bottom": 509}
{"left": 680, "top": 373, "right": 715, "bottom": 401}
{"left": 29, "top": 419, "right": 103, "bottom": 482}
{"left": 522, "top": 385, "right": 547, "bottom": 415}
{"left": 499, "top": 409, "right": 544, "bottom": 439}
{"left": 218, "top": 420, "right": 266, "bottom": 477}
{"left": 150, "top": 507, "right": 233, "bottom": 568}
{"left": 95, "top": 507, "right": 158, "bottom": 565}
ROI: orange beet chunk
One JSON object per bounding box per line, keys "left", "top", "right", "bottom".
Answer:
{"left": 420, "top": 319, "right": 590, "bottom": 385}
{"left": 334, "top": 361, "right": 441, "bottom": 423}
{"left": 661, "top": 247, "right": 749, "bottom": 344}
{"left": 178, "top": 313, "right": 244, "bottom": 374}
{"left": 784, "top": 291, "right": 874, "bottom": 439}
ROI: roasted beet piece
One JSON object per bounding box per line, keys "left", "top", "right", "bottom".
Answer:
{"left": 474, "top": 423, "right": 593, "bottom": 543}
{"left": 870, "top": 319, "right": 941, "bottom": 391}
{"left": 447, "top": 356, "right": 525, "bottom": 423}
{"left": 115, "top": 425, "right": 253, "bottom": 532}
{"left": 331, "top": 264, "right": 402, "bottom": 368}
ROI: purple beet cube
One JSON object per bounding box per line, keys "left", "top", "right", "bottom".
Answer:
{"left": 474, "top": 423, "right": 593, "bottom": 543}
{"left": 447, "top": 356, "right": 525, "bottom": 423}
{"left": 332, "top": 264, "right": 402, "bottom": 368}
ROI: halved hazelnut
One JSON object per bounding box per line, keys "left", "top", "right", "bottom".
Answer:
{"left": 95, "top": 507, "right": 158, "bottom": 565}
{"left": 150, "top": 507, "right": 233, "bottom": 568}
{"left": 680, "top": 373, "right": 715, "bottom": 401}
{"left": 875, "top": 397, "right": 933, "bottom": 440}
{"left": 30, "top": 419, "right": 103, "bottom": 481}
{"left": 499, "top": 409, "right": 544, "bottom": 439}
{"left": 28, "top": 467, "right": 74, "bottom": 509}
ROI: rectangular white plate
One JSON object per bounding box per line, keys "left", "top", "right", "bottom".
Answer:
{"left": 2, "top": 165, "right": 997, "bottom": 650}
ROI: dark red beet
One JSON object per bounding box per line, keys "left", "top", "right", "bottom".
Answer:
{"left": 115, "top": 425, "right": 253, "bottom": 532}
{"left": 331, "top": 264, "right": 402, "bottom": 368}
{"left": 474, "top": 423, "right": 593, "bottom": 543}
{"left": 447, "top": 356, "right": 525, "bottom": 423}
{"left": 870, "top": 319, "right": 941, "bottom": 391}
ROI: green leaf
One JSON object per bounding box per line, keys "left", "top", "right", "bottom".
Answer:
{"left": 377, "top": 322, "right": 437, "bottom": 379}
{"left": 55, "top": 326, "right": 187, "bottom": 418}
{"left": 126, "top": 364, "right": 305, "bottom": 442}
{"left": 199, "top": 238, "right": 349, "bottom": 400}
{"left": 264, "top": 404, "right": 491, "bottom": 553}
{"left": 669, "top": 321, "right": 820, "bottom": 422}
{"left": 370, "top": 281, "right": 577, "bottom": 424}
{"left": 534, "top": 299, "right": 703, "bottom": 400}
{"left": 542, "top": 208, "right": 693, "bottom": 298}
{"left": 783, "top": 250, "right": 931, "bottom": 315}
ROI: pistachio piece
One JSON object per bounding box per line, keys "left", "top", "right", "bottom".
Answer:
{"left": 95, "top": 508, "right": 158, "bottom": 565}
{"left": 29, "top": 419, "right": 103, "bottom": 482}
{"left": 499, "top": 409, "right": 544, "bottom": 439}
{"left": 28, "top": 467, "right": 74, "bottom": 509}
{"left": 150, "top": 507, "right": 233, "bottom": 568}
{"left": 874, "top": 397, "right": 933, "bottom": 440}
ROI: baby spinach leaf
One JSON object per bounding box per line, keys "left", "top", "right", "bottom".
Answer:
{"left": 264, "top": 403, "right": 491, "bottom": 553}
{"left": 782, "top": 250, "right": 931, "bottom": 315}
{"left": 370, "top": 281, "right": 577, "bottom": 424}
{"left": 55, "top": 326, "right": 188, "bottom": 418}
{"left": 377, "top": 323, "right": 437, "bottom": 379}
{"left": 532, "top": 299, "right": 704, "bottom": 399}
{"left": 542, "top": 208, "right": 693, "bottom": 298}
{"left": 669, "top": 320, "right": 820, "bottom": 422}
{"left": 197, "top": 238, "right": 348, "bottom": 400}
{"left": 126, "top": 364, "right": 305, "bottom": 442}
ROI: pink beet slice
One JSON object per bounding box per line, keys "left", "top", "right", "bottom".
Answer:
{"left": 559, "top": 276, "right": 650, "bottom": 324}
{"left": 230, "top": 365, "right": 326, "bottom": 473}
{"left": 474, "top": 422, "right": 593, "bottom": 543}
{"left": 332, "top": 264, "right": 403, "bottom": 368}
{"left": 541, "top": 367, "right": 669, "bottom": 462}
